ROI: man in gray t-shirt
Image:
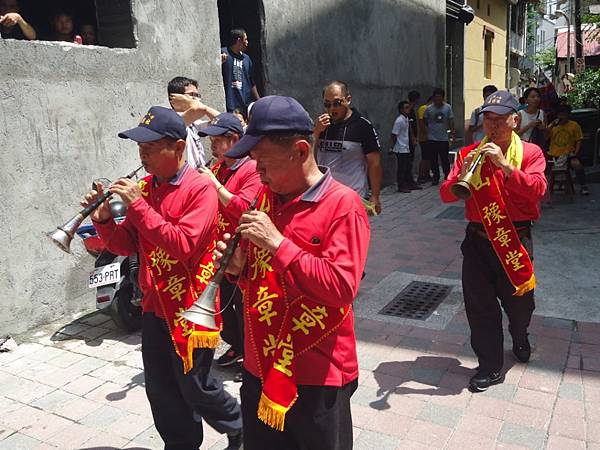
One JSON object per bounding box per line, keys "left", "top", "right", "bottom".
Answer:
{"left": 420, "top": 88, "right": 455, "bottom": 185}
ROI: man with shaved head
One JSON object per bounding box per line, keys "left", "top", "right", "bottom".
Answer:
{"left": 313, "top": 81, "right": 383, "bottom": 214}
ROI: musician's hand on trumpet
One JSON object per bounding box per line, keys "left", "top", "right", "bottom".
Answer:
{"left": 80, "top": 182, "right": 112, "bottom": 223}
{"left": 480, "top": 142, "right": 514, "bottom": 176}
{"left": 109, "top": 178, "right": 143, "bottom": 206}
{"left": 460, "top": 150, "right": 478, "bottom": 178}
{"left": 237, "top": 210, "right": 285, "bottom": 254}
{"left": 213, "top": 233, "right": 247, "bottom": 276}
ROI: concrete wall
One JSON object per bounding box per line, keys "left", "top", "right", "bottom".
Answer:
{"left": 464, "top": 0, "right": 508, "bottom": 124}
{"left": 0, "top": 0, "right": 225, "bottom": 335}
{"left": 261, "top": 0, "right": 446, "bottom": 182}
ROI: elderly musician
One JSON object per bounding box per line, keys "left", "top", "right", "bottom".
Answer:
{"left": 197, "top": 112, "right": 262, "bottom": 380}
{"left": 440, "top": 91, "right": 547, "bottom": 393}
{"left": 214, "top": 95, "right": 371, "bottom": 450}
{"left": 80, "top": 106, "right": 242, "bottom": 450}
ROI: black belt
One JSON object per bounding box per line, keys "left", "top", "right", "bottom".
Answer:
{"left": 467, "top": 221, "right": 532, "bottom": 240}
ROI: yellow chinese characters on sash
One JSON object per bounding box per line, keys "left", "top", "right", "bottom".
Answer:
{"left": 211, "top": 162, "right": 235, "bottom": 238}
{"left": 461, "top": 133, "right": 536, "bottom": 296}
{"left": 138, "top": 175, "right": 222, "bottom": 374}
{"left": 244, "top": 187, "right": 351, "bottom": 432}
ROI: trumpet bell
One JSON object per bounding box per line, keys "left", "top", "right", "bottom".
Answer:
{"left": 450, "top": 180, "right": 472, "bottom": 200}
{"left": 183, "top": 281, "right": 219, "bottom": 329}
{"left": 46, "top": 228, "right": 73, "bottom": 254}
{"left": 45, "top": 214, "right": 84, "bottom": 254}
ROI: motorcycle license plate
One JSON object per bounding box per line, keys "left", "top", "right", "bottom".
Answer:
{"left": 88, "top": 263, "right": 121, "bottom": 288}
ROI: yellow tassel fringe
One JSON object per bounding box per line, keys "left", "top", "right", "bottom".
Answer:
{"left": 182, "top": 331, "right": 221, "bottom": 373}
{"left": 257, "top": 392, "right": 292, "bottom": 432}
{"left": 514, "top": 273, "right": 536, "bottom": 297}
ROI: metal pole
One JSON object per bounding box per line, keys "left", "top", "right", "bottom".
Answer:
{"left": 568, "top": 15, "right": 572, "bottom": 73}
{"left": 574, "top": 0, "right": 583, "bottom": 71}
{"left": 507, "top": 3, "right": 512, "bottom": 88}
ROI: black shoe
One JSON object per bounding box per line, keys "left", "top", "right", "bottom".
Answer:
{"left": 468, "top": 370, "right": 504, "bottom": 393}
{"left": 513, "top": 338, "right": 531, "bottom": 363}
{"left": 217, "top": 347, "right": 243, "bottom": 367}
{"left": 226, "top": 430, "right": 243, "bottom": 450}
{"left": 398, "top": 187, "right": 411, "bottom": 193}
{"left": 408, "top": 184, "right": 423, "bottom": 190}
{"left": 431, "top": 180, "right": 439, "bottom": 186}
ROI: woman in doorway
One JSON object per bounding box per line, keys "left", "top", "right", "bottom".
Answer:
{"left": 517, "top": 87, "right": 546, "bottom": 144}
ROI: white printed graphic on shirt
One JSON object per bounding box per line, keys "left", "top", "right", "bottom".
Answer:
{"left": 232, "top": 59, "right": 244, "bottom": 91}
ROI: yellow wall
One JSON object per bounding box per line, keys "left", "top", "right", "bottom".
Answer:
{"left": 464, "top": 0, "right": 508, "bottom": 124}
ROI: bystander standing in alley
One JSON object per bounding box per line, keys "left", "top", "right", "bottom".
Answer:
{"left": 221, "top": 28, "right": 260, "bottom": 114}
{"left": 314, "top": 80, "right": 383, "bottom": 214}
{"left": 421, "top": 88, "right": 456, "bottom": 185}
{"left": 167, "top": 76, "right": 220, "bottom": 169}
{"left": 390, "top": 101, "right": 416, "bottom": 193}
{"left": 416, "top": 95, "right": 433, "bottom": 183}
{"left": 547, "top": 104, "right": 590, "bottom": 195}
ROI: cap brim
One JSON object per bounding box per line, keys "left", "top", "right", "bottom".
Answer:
{"left": 479, "top": 105, "right": 516, "bottom": 115}
{"left": 118, "top": 126, "right": 166, "bottom": 143}
{"left": 197, "top": 125, "right": 229, "bottom": 137}
{"left": 224, "top": 133, "right": 263, "bottom": 158}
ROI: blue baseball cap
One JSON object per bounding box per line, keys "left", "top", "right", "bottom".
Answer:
{"left": 198, "top": 113, "right": 244, "bottom": 136}
{"left": 224, "top": 96, "right": 314, "bottom": 158}
{"left": 479, "top": 90, "right": 519, "bottom": 115}
{"left": 118, "top": 106, "right": 187, "bottom": 142}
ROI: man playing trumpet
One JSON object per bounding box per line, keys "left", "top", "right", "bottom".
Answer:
{"left": 440, "top": 91, "right": 547, "bottom": 392}
{"left": 214, "top": 96, "right": 370, "bottom": 450}
{"left": 81, "top": 106, "right": 242, "bottom": 450}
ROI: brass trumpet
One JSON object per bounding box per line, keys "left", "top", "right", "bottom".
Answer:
{"left": 46, "top": 165, "right": 145, "bottom": 254}
{"left": 450, "top": 152, "right": 485, "bottom": 200}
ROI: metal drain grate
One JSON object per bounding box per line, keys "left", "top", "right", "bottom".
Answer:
{"left": 379, "top": 281, "right": 452, "bottom": 320}
{"left": 434, "top": 206, "right": 465, "bottom": 221}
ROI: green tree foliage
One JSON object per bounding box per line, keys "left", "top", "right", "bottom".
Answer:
{"left": 534, "top": 47, "right": 556, "bottom": 71}
{"left": 566, "top": 68, "right": 600, "bottom": 108}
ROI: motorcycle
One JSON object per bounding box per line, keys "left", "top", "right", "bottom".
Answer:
{"left": 75, "top": 200, "right": 143, "bottom": 332}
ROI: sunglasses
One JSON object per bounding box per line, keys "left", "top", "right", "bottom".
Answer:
{"left": 323, "top": 99, "right": 344, "bottom": 109}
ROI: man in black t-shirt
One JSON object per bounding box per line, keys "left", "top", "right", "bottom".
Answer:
{"left": 313, "top": 80, "right": 383, "bottom": 214}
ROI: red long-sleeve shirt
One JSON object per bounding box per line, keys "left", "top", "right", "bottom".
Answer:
{"left": 242, "top": 169, "right": 371, "bottom": 386}
{"left": 221, "top": 157, "right": 262, "bottom": 224}
{"left": 94, "top": 164, "right": 218, "bottom": 317}
{"left": 440, "top": 141, "right": 547, "bottom": 222}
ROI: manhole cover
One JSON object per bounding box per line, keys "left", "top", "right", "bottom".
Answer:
{"left": 435, "top": 206, "right": 465, "bottom": 221}
{"left": 379, "top": 281, "right": 453, "bottom": 320}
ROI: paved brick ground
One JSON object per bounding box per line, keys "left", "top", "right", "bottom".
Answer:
{"left": 1, "top": 183, "right": 598, "bottom": 449}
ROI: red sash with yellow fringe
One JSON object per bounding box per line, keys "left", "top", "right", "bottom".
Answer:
{"left": 244, "top": 186, "right": 351, "bottom": 431}
{"left": 461, "top": 134, "right": 536, "bottom": 296}
{"left": 138, "top": 175, "right": 222, "bottom": 373}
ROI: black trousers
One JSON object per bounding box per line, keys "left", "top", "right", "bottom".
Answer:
{"left": 395, "top": 153, "right": 413, "bottom": 188}
{"left": 219, "top": 278, "right": 244, "bottom": 354}
{"left": 142, "top": 313, "right": 242, "bottom": 450}
{"left": 240, "top": 369, "right": 357, "bottom": 450}
{"left": 428, "top": 140, "right": 450, "bottom": 181}
{"left": 461, "top": 227, "right": 535, "bottom": 373}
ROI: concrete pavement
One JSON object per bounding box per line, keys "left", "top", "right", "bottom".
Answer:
{"left": 1, "top": 180, "right": 599, "bottom": 450}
